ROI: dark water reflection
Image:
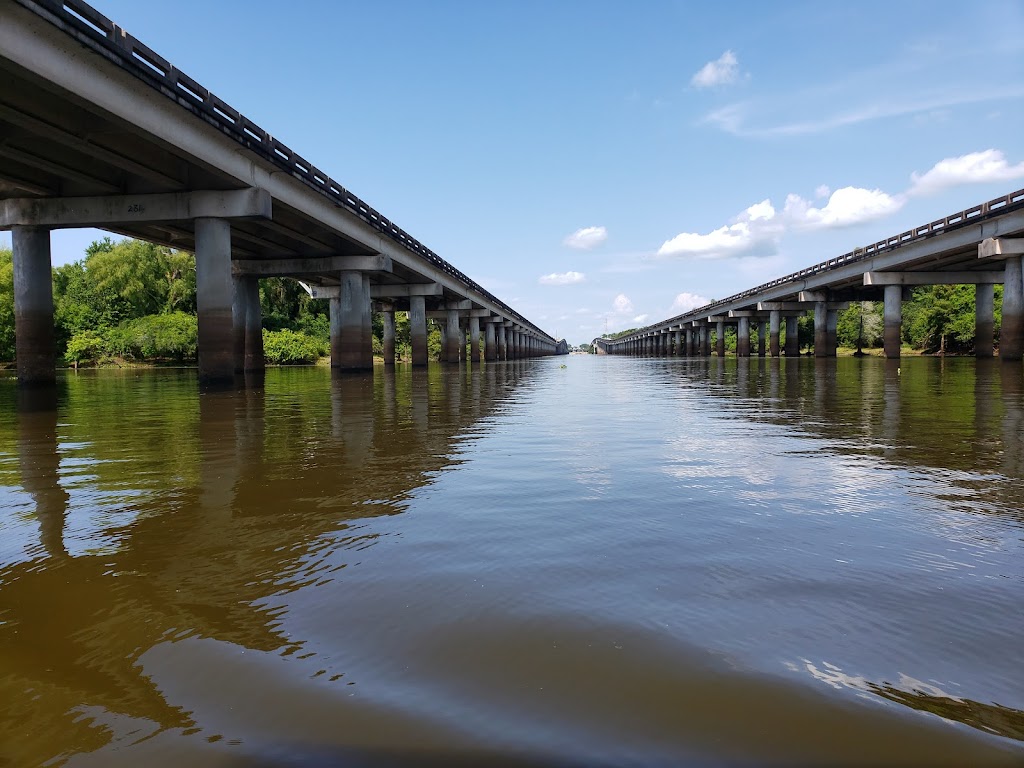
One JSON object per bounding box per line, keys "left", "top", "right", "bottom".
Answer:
{"left": 0, "top": 358, "right": 1022, "bottom": 766}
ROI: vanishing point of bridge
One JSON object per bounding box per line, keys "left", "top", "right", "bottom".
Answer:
{"left": 594, "top": 190, "right": 1024, "bottom": 361}
{"left": 0, "top": 0, "right": 566, "bottom": 386}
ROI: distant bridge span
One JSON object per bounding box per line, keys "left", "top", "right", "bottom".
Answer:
{"left": 594, "top": 190, "right": 1024, "bottom": 361}
{"left": 0, "top": 0, "right": 564, "bottom": 384}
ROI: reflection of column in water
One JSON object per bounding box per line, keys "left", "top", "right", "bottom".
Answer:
{"left": 380, "top": 366, "right": 397, "bottom": 423}
{"left": 736, "top": 357, "right": 749, "bottom": 401}
{"left": 813, "top": 358, "right": 837, "bottom": 415}
{"left": 882, "top": 359, "right": 902, "bottom": 445}
{"left": 974, "top": 359, "right": 998, "bottom": 458}
{"left": 198, "top": 389, "right": 239, "bottom": 523}
{"left": 768, "top": 358, "right": 780, "bottom": 403}
{"left": 410, "top": 368, "right": 429, "bottom": 433}
{"left": 16, "top": 387, "right": 68, "bottom": 558}
{"left": 784, "top": 356, "right": 800, "bottom": 403}
{"left": 999, "top": 364, "right": 1024, "bottom": 479}
{"left": 470, "top": 364, "right": 482, "bottom": 419}
{"left": 237, "top": 381, "right": 266, "bottom": 479}
{"left": 859, "top": 358, "right": 880, "bottom": 441}
{"left": 447, "top": 364, "right": 462, "bottom": 420}
{"left": 331, "top": 372, "right": 375, "bottom": 468}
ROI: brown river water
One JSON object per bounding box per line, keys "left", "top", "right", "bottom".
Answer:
{"left": 0, "top": 356, "right": 1022, "bottom": 767}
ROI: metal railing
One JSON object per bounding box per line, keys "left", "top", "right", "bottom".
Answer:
{"left": 19, "top": 0, "right": 553, "bottom": 340}
{"left": 611, "top": 188, "right": 1024, "bottom": 342}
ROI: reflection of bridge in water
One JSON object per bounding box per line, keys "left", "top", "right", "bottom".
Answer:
{"left": 0, "top": 362, "right": 538, "bottom": 765}
{"left": 639, "top": 356, "right": 1024, "bottom": 526}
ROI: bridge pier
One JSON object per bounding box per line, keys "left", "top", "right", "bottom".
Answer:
{"left": 737, "top": 317, "right": 750, "bottom": 357}
{"left": 785, "top": 315, "right": 799, "bottom": 356}
{"left": 976, "top": 284, "right": 994, "bottom": 358}
{"left": 1004, "top": 255, "right": 1023, "bottom": 361}
{"left": 469, "top": 317, "right": 481, "bottom": 362}
{"left": 674, "top": 330, "right": 683, "bottom": 356}
{"left": 330, "top": 270, "right": 372, "bottom": 371}
{"left": 11, "top": 226, "right": 56, "bottom": 386}
{"left": 769, "top": 311, "right": 781, "bottom": 357}
{"left": 485, "top": 321, "right": 497, "bottom": 361}
{"left": 758, "top": 321, "right": 767, "bottom": 357}
{"left": 459, "top": 320, "right": 467, "bottom": 362}
{"left": 232, "top": 276, "right": 264, "bottom": 372}
{"left": 702, "top": 326, "right": 712, "bottom": 356}
{"left": 498, "top": 324, "right": 508, "bottom": 360}
{"left": 195, "top": 218, "right": 236, "bottom": 383}
{"left": 446, "top": 309, "right": 461, "bottom": 363}
{"left": 410, "top": 296, "right": 428, "bottom": 366}
{"left": 382, "top": 308, "right": 396, "bottom": 366}
{"left": 814, "top": 301, "right": 828, "bottom": 358}
{"left": 884, "top": 284, "right": 902, "bottom": 359}
{"left": 716, "top": 320, "right": 726, "bottom": 357}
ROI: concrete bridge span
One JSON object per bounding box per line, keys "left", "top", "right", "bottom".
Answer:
{"left": 595, "top": 190, "right": 1024, "bottom": 361}
{"left": 0, "top": 0, "right": 564, "bottom": 385}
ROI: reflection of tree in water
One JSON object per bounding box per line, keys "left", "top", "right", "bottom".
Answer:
{"left": 869, "top": 683, "right": 1024, "bottom": 742}
{"left": 0, "top": 362, "right": 531, "bottom": 765}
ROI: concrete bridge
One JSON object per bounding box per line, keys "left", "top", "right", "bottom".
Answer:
{"left": 594, "top": 189, "right": 1024, "bottom": 361}
{"left": 0, "top": 0, "right": 564, "bottom": 385}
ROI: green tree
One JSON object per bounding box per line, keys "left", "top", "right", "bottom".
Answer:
{"left": 0, "top": 248, "right": 14, "bottom": 361}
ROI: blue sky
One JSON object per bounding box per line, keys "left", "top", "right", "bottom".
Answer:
{"left": 4, "top": 0, "right": 1023, "bottom": 343}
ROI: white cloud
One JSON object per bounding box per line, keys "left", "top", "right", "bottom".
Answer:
{"left": 783, "top": 186, "right": 903, "bottom": 229}
{"left": 669, "top": 292, "right": 710, "bottom": 315}
{"left": 908, "top": 150, "right": 1024, "bottom": 197}
{"left": 691, "top": 50, "right": 740, "bottom": 89}
{"left": 612, "top": 294, "right": 633, "bottom": 314}
{"left": 575, "top": 307, "right": 591, "bottom": 314}
{"left": 563, "top": 226, "right": 608, "bottom": 250}
{"left": 632, "top": 314, "right": 649, "bottom": 324}
{"left": 538, "top": 271, "right": 586, "bottom": 285}
{"left": 815, "top": 185, "right": 831, "bottom": 199}
{"left": 657, "top": 199, "right": 780, "bottom": 259}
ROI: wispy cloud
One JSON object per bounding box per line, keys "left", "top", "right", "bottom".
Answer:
{"left": 538, "top": 271, "right": 586, "bottom": 286}
{"left": 563, "top": 226, "right": 608, "bottom": 250}
{"left": 691, "top": 50, "right": 741, "bottom": 89}
{"left": 657, "top": 199, "right": 780, "bottom": 259}
{"left": 669, "top": 292, "right": 710, "bottom": 315}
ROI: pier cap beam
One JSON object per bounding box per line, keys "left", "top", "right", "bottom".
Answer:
{"left": 0, "top": 189, "right": 272, "bottom": 228}
{"left": 234, "top": 255, "right": 391, "bottom": 277}
{"left": 864, "top": 271, "right": 1005, "bottom": 285}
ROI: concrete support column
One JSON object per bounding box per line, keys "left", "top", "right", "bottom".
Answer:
{"left": 737, "top": 317, "right": 750, "bottom": 357}
{"left": 331, "top": 270, "right": 372, "bottom": 371}
{"left": 485, "top": 322, "right": 497, "bottom": 361}
{"left": 459, "top": 321, "right": 467, "bottom": 362}
{"left": 498, "top": 325, "right": 507, "bottom": 360}
{"left": 814, "top": 301, "right": 828, "bottom": 358}
{"left": 438, "top": 322, "right": 448, "bottom": 362}
{"left": 468, "top": 319, "right": 479, "bottom": 364}
{"left": 410, "top": 296, "right": 427, "bottom": 366}
{"left": 11, "top": 226, "right": 56, "bottom": 386}
{"left": 232, "top": 276, "right": 263, "bottom": 372}
{"left": 1003, "top": 255, "right": 1024, "bottom": 362}
{"left": 883, "top": 284, "right": 902, "bottom": 360}
{"left": 716, "top": 321, "right": 726, "bottom": 357}
{"left": 826, "top": 309, "right": 839, "bottom": 358}
{"left": 361, "top": 275, "right": 372, "bottom": 364}
{"left": 674, "top": 330, "right": 682, "bottom": 356}
{"left": 382, "top": 309, "right": 396, "bottom": 366}
{"left": 785, "top": 316, "right": 799, "bottom": 357}
{"left": 757, "top": 321, "right": 767, "bottom": 357}
{"left": 195, "top": 218, "right": 235, "bottom": 382}
{"left": 769, "top": 311, "right": 781, "bottom": 357}
{"left": 446, "top": 310, "right": 461, "bottom": 363}
{"left": 976, "top": 283, "right": 995, "bottom": 358}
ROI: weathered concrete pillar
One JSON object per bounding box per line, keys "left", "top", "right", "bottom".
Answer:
{"left": 737, "top": 317, "right": 750, "bottom": 357}
{"left": 716, "top": 321, "right": 726, "bottom": 357}
{"left": 674, "top": 330, "right": 682, "bottom": 356}
{"left": 468, "top": 319, "right": 479, "bottom": 364}
{"left": 826, "top": 309, "right": 839, "bottom": 358}
{"left": 438, "top": 321, "right": 449, "bottom": 362}
{"left": 702, "top": 326, "right": 711, "bottom": 356}
{"left": 382, "top": 308, "right": 396, "bottom": 366}
{"left": 446, "top": 309, "right": 461, "bottom": 363}
{"left": 1003, "top": 256, "right": 1024, "bottom": 362}
{"left": 233, "top": 276, "right": 263, "bottom": 372}
{"left": 485, "top": 322, "right": 496, "bottom": 361}
{"left": 976, "top": 283, "right": 995, "bottom": 358}
{"left": 331, "top": 270, "right": 372, "bottom": 371}
{"left": 498, "top": 324, "right": 508, "bottom": 360}
{"left": 195, "top": 218, "right": 235, "bottom": 382}
{"left": 758, "top": 321, "right": 767, "bottom": 357}
{"left": 769, "top": 310, "right": 781, "bottom": 357}
{"left": 459, "top": 321, "right": 467, "bottom": 362}
{"left": 12, "top": 226, "right": 56, "bottom": 386}
{"left": 361, "top": 274, "right": 373, "bottom": 364}
{"left": 814, "top": 301, "right": 828, "bottom": 358}
{"left": 785, "top": 315, "right": 799, "bottom": 357}
{"left": 410, "top": 297, "right": 428, "bottom": 366}
{"left": 883, "top": 284, "right": 902, "bottom": 360}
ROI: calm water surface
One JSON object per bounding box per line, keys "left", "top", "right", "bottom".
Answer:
{"left": 1, "top": 356, "right": 1022, "bottom": 767}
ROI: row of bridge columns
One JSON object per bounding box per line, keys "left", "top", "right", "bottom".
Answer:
{"left": 7, "top": 212, "right": 556, "bottom": 386}
{"left": 608, "top": 310, "right": 804, "bottom": 358}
